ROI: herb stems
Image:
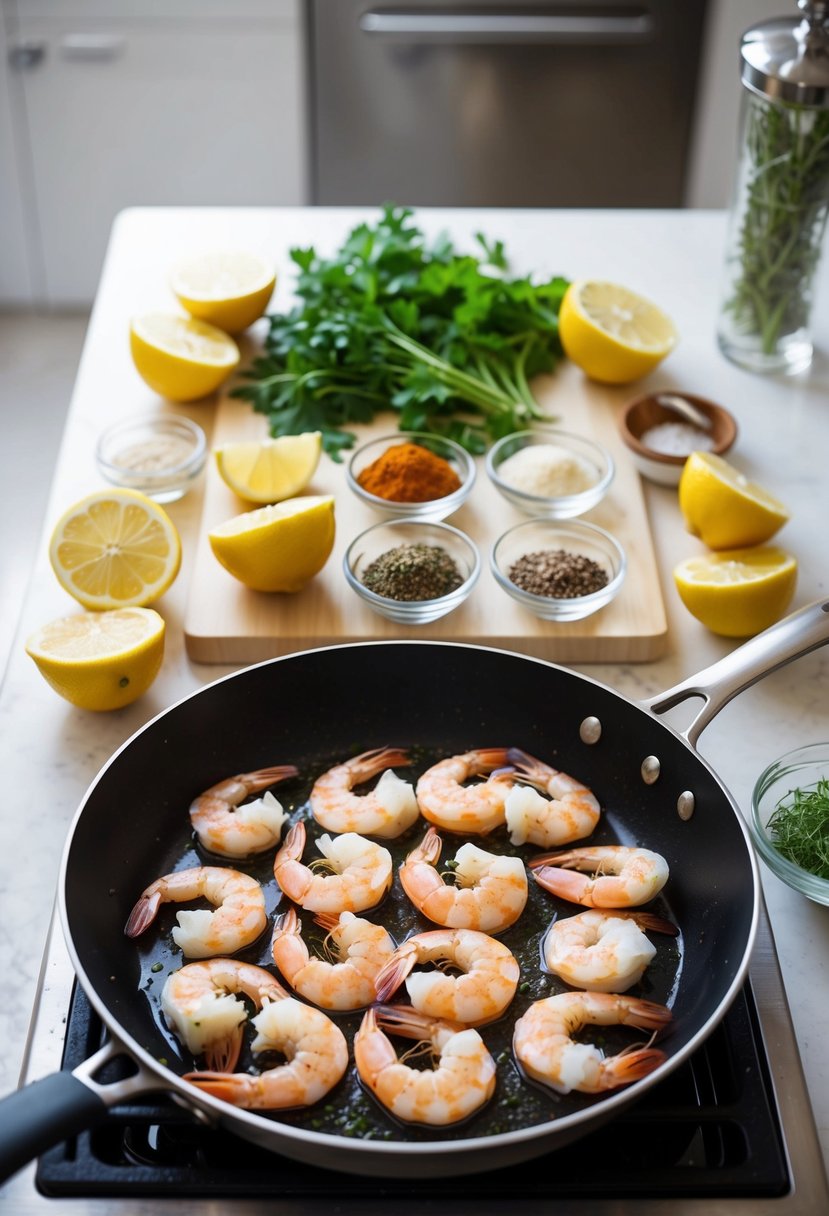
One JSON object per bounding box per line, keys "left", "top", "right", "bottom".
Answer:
{"left": 767, "top": 777, "right": 829, "bottom": 879}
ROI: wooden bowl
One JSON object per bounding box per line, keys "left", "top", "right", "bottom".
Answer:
{"left": 620, "top": 393, "right": 738, "bottom": 486}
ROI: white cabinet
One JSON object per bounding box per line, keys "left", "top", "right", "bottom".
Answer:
{"left": 3, "top": 1, "right": 307, "bottom": 306}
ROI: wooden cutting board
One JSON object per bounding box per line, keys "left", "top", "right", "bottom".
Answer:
{"left": 184, "top": 363, "right": 668, "bottom": 664}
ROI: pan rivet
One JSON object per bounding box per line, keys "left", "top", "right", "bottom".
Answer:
{"left": 641, "top": 755, "right": 661, "bottom": 785}
{"left": 579, "top": 716, "right": 602, "bottom": 744}
{"left": 677, "top": 791, "right": 695, "bottom": 821}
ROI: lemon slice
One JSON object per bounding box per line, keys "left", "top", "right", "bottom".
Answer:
{"left": 26, "top": 607, "right": 165, "bottom": 711}
{"left": 558, "top": 280, "right": 677, "bottom": 383}
{"left": 678, "top": 451, "right": 790, "bottom": 550}
{"left": 673, "top": 547, "right": 797, "bottom": 638}
{"left": 49, "top": 489, "right": 182, "bottom": 610}
{"left": 208, "top": 495, "right": 335, "bottom": 592}
{"left": 171, "top": 252, "right": 276, "bottom": 334}
{"left": 215, "top": 433, "right": 323, "bottom": 503}
{"left": 130, "top": 313, "right": 240, "bottom": 402}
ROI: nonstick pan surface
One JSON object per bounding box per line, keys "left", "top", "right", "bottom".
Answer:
{"left": 54, "top": 640, "right": 758, "bottom": 1174}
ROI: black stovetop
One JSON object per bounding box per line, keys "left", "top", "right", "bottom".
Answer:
{"left": 36, "top": 978, "right": 789, "bottom": 1202}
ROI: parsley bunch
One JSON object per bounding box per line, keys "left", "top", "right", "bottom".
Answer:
{"left": 232, "top": 206, "right": 568, "bottom": 458}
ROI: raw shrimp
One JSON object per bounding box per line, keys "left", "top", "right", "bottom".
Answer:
{"left": 374, "top": 928, "right": 519, "bottom": 1025}
{"left": 530, "top": 845, "right": 669, "bottom": 908}
{"left": 354, "top": 1004, "right": 496, "bottom": 1126}
{"left": 160, "top": 958, "right": 287, "bottom": 1071}
{"left": 513, "top": 990, "right": 672, "bottom": 1095}
{"left": 543, "top": 909, "right": 678, "bottom": 993}
{"left": 124, "top": 866, "right": 266, "bottom": 958}
{"left": 415, "top": 748, "right": 515, "bottom": 834}
{"left": 271, "top": 907, "right": 395, "bottom": 1011}
{"left": 189, "top": 764, "right": 298, "bottom": 858}
{"left": 184, "top": 994, "right": 348, "bottom": 1110}
{"left": 399, "top": 826, "right": 527, "bottom": 933}
{"left": 310, "top": 747, "right": 419, "bottom": 838}
{"left": 504, "top": 749, "right": 600, "bottom": 847}
{"left": 273, "top": 821, "right": 393, "bottom": 914}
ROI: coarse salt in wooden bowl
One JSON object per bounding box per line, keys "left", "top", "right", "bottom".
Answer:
{"left": 620, "top": 393, "right": 738, "bottom": 486}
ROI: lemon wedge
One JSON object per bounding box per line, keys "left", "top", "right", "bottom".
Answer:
{"left": 673, "top": 547, "right": 797, "bottom": 637}
{"left": 558, "top": 280, "right": 677, "bottom": 383}
{"left": 171, "top": 252, "right": 276, "bottom": 334}
{"left": 208, "top": 495, "right": 336, "bottom": 592}
{"left": 130, "top": 313, "right": 240, "bottom": 402}
{"left": 678, "top": 451, "right": 790, "bottom": 550}
{"left": 49, "top": 489, "right": 181, "bottom": 610}
{"left": 26, "top": 607, "right": 165, "bottom": 711}
{"left": 215, "top": 433, "right": 323, "bottom": 503}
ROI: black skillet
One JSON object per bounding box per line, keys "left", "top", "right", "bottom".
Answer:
{"left": 1, "top": 599, "right": 828, "bottom": 1183}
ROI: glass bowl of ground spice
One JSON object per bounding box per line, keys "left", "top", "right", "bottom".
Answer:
{"left": 486, "top": 430, "right": 613, "bottom": 519}
{"left": 750, "top": 743, "right": 829, "bottom": 906}
{"left": 346, "top": 433, "right": 475, "bottom": 522}
{"left": 491, "top": 519, "right": 626, "bottom": 621}
{"left": 95, "top": 413, "right": 207, "bottom": 503}
{"left": 344, "top": 519, "right": 480, "bottom": 624}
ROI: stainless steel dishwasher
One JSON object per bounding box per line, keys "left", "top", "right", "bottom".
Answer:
{"left": 307, "top": 1, "right": 709, "bottom": 207}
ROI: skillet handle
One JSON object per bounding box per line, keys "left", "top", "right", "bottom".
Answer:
{"left": 644, "top": 598, "right": 829, "bottom": 748}
{"left": 0, "top": 1040, "right": 162, "bottom": 1184}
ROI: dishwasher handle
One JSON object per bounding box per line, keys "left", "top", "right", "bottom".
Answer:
{"left": 359, "top": 9, "right": 655, "bottom": 44}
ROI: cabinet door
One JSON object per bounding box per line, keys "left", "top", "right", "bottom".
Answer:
{"left": 12, "top": 7, "right": 305, "bottom": 304}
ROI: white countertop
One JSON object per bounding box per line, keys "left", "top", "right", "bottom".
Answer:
{"left": 2, "top": 206, "right": 829, "bottom": 1203}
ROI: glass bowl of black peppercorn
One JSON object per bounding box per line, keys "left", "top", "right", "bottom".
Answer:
{"left": 490, "top": 519, "right": 626, "bottom": 621}
{"left": 344, "top": 519, "right": 480, "bottom": 624}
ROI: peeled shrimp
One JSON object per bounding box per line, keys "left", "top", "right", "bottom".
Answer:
{"left": 160, "top": 958, "right": 286, "bottom": 1071}
{"left": 310, "top": 747, "right": 419, "bottom": 838}
{"left": 273, "top": 821, "right": 393, "bottom": 914}
{"left": 543, "top": 909, "right": 678, "bottom": 993}
{"left": 399, "top": 826, "right": 528, "bottom": 933}
{"left": 271, "top": 907, "right": 395, "bottom": 1011}
{"left": 374, "top": 928, "right": 519, "bottom": 1026}
{"left": 415, "top": 748, "right": 515, "bottom": 835}
{"left": 189, "top": 764, "right": 297, "bottom": 858}
{"left": 513, "top": 990, "right": 672, "bottom": 1095}
{"left": 184, "top": 994, "right": 348, "bottom": 1110}
{"left": 531, "top": 845, "right": 669, "bottom": 908}
{"left": 354, "top": 1004, "right": 496, "bottom": 1126}
{"left": 125, "top": 866, "right": 266, "bottom": 958}
{"left": 504, "top": 749, "right": 600, "bottom": 848}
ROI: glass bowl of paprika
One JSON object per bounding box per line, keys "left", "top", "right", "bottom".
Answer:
{"left": 346, "top": 432, "right": 476, "bottom": 522}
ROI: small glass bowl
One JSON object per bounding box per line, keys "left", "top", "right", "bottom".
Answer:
{"left": 486, "top": 429, "right": 614, "bottom": 519}
{"left": 96, "top": 414, "right": 207, "bottom": 503}
{"left": 344, "top": 519, "right": 480, "bottom": 625}
{"left": 346, "top": 433, "right": 476, "bottom": 522}
{"left": 491, "top": 518, "right": 626, "bottom": 622}
{"left": 750, "top": 743, "right": 829, "bottom": 906}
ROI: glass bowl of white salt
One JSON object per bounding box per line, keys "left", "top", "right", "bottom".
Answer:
{"left": 96, "top": 414, "right": 207, "bottom": 503}
{"left": 485, "top": 430, "right": 614, "bottom": 519}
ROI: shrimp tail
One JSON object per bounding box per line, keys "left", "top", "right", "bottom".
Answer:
{"left": 355, "top": 746, "right": 411, "bottom": 773}
{"left": 124, "top": 890, "right": 162, "bottom": 937}
{"left": 528, "top": 848, "right": 581, "bottom": 869}
{"left": 373, "top": 948, "right": 417, "bottom": 1004}
{"left": 471, "top": 747, "right": 512, "bottom": 773}
{"left": 602, "top": 1047, "right": 667, "bottom": 1088}
{"left": 183, "top": 1070, "right": 252, "bottom": 1104}
{"left": 618, "top": 996, "right": 674, "bottom": 1033}
{"left": 532, "top": 864, "right": 594, "bottom": 905}
{"left": 313, "top": 911, "right": 341, "bottom": 932}
{"left": 506, "top": 748, "right": 553, "bottom": 788}
{"left": 272, "top": 907, "right": 301, "bottom": 941}
{"left": 203, "top": 1023, "right": 245, "bottom": 1074}
{"left": 279, "top": 821, "right": 305, "bottom": 862}
{"left": 410, "top": 825, "right": 443, "bottom": 867}
{"left": 631, "top": 912, "right": 678, "bottom": 937}
{"left": 374, "top": 1003, "right": 460, "bottom": 1040}
{"left": 243, "top": 764, "right": 299, "bottom": 791}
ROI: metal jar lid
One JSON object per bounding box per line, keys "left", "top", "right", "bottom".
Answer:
{"left": 741, "top": 0, "right": 829, "bottom": 107}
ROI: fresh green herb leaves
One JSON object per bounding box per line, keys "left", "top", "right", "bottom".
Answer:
{"left": 232, "top": 206, "right": 569, "bottom": 458}
{"left": 767, "top": 777, "right": 829, "bottom": 878}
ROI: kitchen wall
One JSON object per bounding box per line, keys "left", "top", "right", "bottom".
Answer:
{"left": 0, "top": 0, "right": 802, "bottom": 307}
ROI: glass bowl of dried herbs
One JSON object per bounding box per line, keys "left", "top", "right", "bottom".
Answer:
{"left": 490, "top": 519, "right": 625, "bottom": 622}
{"left": 750, "top": 743, "right": 829, "bottom": 905}
{"left": 344, "top": 519, "right": 480, "bottom": 624}
{"left": 347, "top": 433, "right": 476, "bottom": 522}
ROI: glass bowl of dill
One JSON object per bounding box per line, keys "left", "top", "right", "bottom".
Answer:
{"left": 750, "top": 742, "right": 829, "bottom": 905}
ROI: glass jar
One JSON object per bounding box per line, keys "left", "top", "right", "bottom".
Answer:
{"left": 717, "top": 2, "right": 829, "bottom": 375}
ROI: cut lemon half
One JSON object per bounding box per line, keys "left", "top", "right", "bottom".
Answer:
{"left": 130, "top": 313, "right": 240, "bottom": 402}
{"left": 208, "top": 495, "right": 335, "bottom": 592}
{"left": 559, "top": 280, "right": 677, "bottom": 383}
{"left": 215, "top": 432, "right": 323, "bottom": 503}
{"left": 678, "top": 451, "right": 790, "bottom": 550}
{"left": 171, "top": 252, "right": 276, "bottom": 334}
{"left": 26, "top": 607, "right": 165, "bottom": 711}
{"left": 673, "top": 547, "right": 797, "bottom": 638}
{"left": 49, "top": 489, "right": 181, "bottom": 610}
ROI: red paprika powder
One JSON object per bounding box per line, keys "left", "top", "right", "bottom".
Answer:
{"left": 356, "top": 441, "right": 462, "bottom": 503}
